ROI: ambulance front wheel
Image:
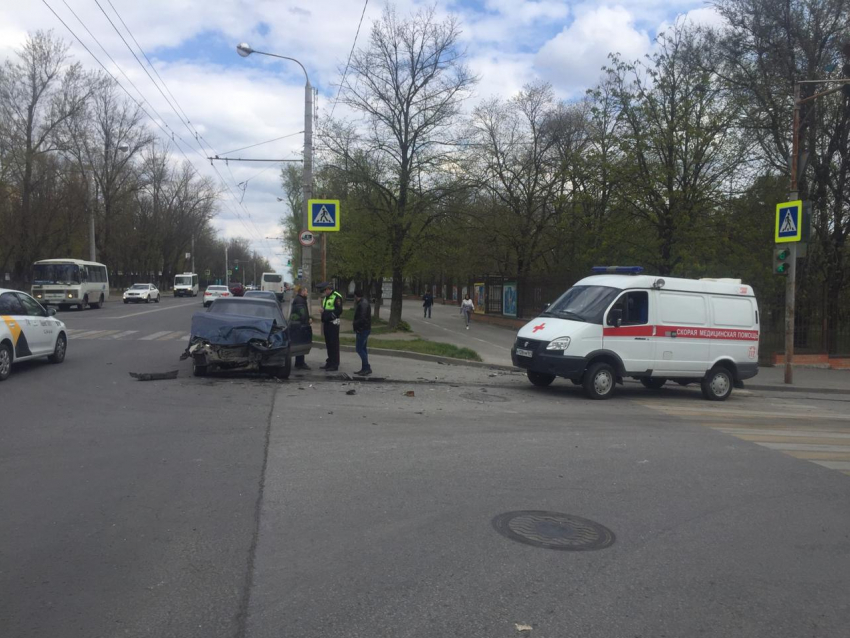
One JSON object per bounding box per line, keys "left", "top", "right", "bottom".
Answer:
{"left": 701, "top": 366, "right": 733, "bottom": 401}
{"left": 584, "top": 362, "right": 616, "bottom": 400}
{"left": 527, "top": 370, "right": 555, "bottom": 387}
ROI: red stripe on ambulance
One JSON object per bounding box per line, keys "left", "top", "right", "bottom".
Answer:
{"left": 604, "top": 325, "right": 759, "bottom": 341}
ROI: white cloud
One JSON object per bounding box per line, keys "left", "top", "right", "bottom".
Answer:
{"left": 535, "top": 5, "right": 652, "bottom": 94}
{"left": 656, "top": 6, "right": 728, "bottom": 37}
{"left": 1, "top": 0, "right": 713, "bottom": 271}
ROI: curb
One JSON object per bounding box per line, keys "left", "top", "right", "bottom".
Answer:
{"left": 312, "top": 344, "right": 846, "bottom": 392}
{"left": 311, "top": 342, "right": 519, "bottom": 371}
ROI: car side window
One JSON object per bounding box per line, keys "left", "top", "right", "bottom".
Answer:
{"left": 16, "top": 293, "right": 46, "bottom": 317}
{"left": 0, "top": 292, "right": 26, "bottom": 315}
{"left": 609, "top": 291, "right": 649, "bottom": 326}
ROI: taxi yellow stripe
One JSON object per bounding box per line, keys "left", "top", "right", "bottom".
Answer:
{"left": 1, "top": 315, "right": 22, "bottom": 345}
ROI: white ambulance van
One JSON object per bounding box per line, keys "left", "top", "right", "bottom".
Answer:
{"left": 511, "top": 267, "right": 759, "bottom": 401}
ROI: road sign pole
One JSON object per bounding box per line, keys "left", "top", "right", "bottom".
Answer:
{"left": 302, "top": 80, "right": 313, "bottom": 300}
{"left": 322, "top": 233, "right": 327, "bottom": 282}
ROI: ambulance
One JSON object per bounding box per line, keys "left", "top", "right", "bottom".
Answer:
{"left": 511, "top": 267, "right": 760, "bottom": 401}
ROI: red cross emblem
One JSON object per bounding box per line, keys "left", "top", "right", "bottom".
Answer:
{"left": 532, "top": 322, "right": 546, "bottom": 333}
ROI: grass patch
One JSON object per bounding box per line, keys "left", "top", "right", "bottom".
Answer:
{"left": 339, "top": 308, "right": 411, "bottom": 333}
{"left": 312, "top": 333, "right": 480, "bottom": 361}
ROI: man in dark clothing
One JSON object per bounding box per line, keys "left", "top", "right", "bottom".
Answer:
{"left": 352, "top": 289, "right": 372, "bottom": 376}
{"left": 319, "top": 282, "right": 343, "bottom": 371}
{"left": 289, "top": 285, "right": 311, "bottom": 370}
{"left": 422, "top": 290, "right": 433, "bottom": 318}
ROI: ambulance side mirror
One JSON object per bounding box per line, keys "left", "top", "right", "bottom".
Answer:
{"left": 608, "top": 309, "right": 623, "bottom": 327}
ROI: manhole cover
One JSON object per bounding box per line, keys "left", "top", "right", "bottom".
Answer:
{"left": 460, "top": 391, "right": 509, "bottom": 403}
{"left": 492, "top": 511, "right": 615, "bottom": 551}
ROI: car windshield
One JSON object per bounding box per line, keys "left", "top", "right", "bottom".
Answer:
{"left": 32, "top": 263, "right": 80, "bottom": 285}
{"left": 130, "top": 284, "right": 149, "bottom": 289}
{"left": 542, "top": 285, "right": 620, "bottom": 324}
{"left": 175, "top": 277, "right": 192, "bottom": 285}
{"left": 210, "top": 300, "right": 284, "bottom": 322}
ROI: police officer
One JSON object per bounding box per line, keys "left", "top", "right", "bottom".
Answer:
{"left": 319, "top": 282, "right": 343, "bottom": 371}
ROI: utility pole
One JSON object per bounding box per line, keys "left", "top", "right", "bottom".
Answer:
{"left": 785, "top": 82, "right": 801, "bottom": 385}
{"left": 191, "top": 236, "right": 195, "bottom": 274}
{"left": 303, "top": 81, "right": 314, "bottom": 296}
{"left": 225, "top": 245, "right": 228, "bottom": 286}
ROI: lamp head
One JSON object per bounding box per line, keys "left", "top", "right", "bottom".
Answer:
{"left": 236, "top": 43, "right": 253, "bottom": 58}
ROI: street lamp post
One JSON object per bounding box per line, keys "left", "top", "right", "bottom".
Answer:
{"left": 237, "top": 43, "right": 313, "bottom": 296}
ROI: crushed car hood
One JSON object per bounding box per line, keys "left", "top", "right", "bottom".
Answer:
{"left": 189, "top": 312, "right": 286, "bottom": 348}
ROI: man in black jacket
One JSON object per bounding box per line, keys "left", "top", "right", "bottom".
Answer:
{"left": 352, "top": 289, "right": 372, "bottom": 376}
{"left": 289, "top": 285, "right": 311, "bottom": 370}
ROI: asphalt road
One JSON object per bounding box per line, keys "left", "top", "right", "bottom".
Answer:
{"left": 2, "top": 295, "right": 849, "bottom": 638}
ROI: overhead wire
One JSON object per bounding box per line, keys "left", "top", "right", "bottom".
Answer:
{"left": 96, "top": 0, "right": 278, "bottom": 257}
{"left": 41, "top": 0, "right": 266, "bottom": 248}
{"left": 329, "top": 0, "right": 369, "bottom": 119}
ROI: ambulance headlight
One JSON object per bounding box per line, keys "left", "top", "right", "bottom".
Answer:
{"left": 546, "top": 337, "right": 571, "bottom": 352}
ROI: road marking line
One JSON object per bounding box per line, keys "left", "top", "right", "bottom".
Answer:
{"left": 140, "top": 331, "right": 172, "bottom": 340}
{"left": 157, "top": 332, "right": 187, "bottom": 341}
{"left": 109, "top": 330, "right": 139, "bottom": 340}
{"left": 107, "top": 302, "right": 198, "bottom": 319}
{"left": 757, "top": 442, "right": 850, "bottom": 453}
{"left": 70, "top": 330, "right": 111, "bottom": 339}
{"left": 64, "top": 328, "right": 87, "bottom": 335}
{"left": 811, "top": 460, "right": 850, "bottom": 471}
{"left": 643, "top": 404, "right": 850, "bottom": 421}
{"left": 715, "top": 428, "right": 850, "bottom": 439}
{"left": 784, "top": 451, "right": 850, "bottom": 461}
{"left": 77, "top": 330, "right": 121, "bottom": 339}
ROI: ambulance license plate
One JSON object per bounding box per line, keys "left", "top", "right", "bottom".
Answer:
{"left": 516, "top": 348, "right": 533, "bottom": 358}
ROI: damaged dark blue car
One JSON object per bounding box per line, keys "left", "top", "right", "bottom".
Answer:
{"left": 183, "top": 298, "right": 312, "bottom": 378}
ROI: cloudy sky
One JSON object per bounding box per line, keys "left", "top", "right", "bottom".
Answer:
{"left": 1, "top": 0, "right": 722, "bottom": 272}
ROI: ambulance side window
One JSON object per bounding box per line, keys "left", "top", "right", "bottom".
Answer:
{"left": 609, "top": 291, "right": 649, "bottom": 326}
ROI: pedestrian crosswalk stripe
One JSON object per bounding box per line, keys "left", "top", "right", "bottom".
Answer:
{"left": 65, "top": 328, "right": 86, "bottom": 335}
{"left": 71, "top": 330, "right": 113, "bottom": 339}
{"left": 812, "top": 460, "right": 850, "bottom": 471}
{"left": 77, "top": 330, "right": 121, "bottom": 339}
{"left": 108, "top": 330, "right": 139, "bottom": 340}
{"left": 157, "top": 332, "right": 187, "bottom": 341}
{"left": 758, "top": 442, "right": 850, "bottom": 453}
{"left": 716, "top": 428, "right": 850, "bottom": 439}
{"left": 140, "top": 331, "right": 173, "bottom": 340}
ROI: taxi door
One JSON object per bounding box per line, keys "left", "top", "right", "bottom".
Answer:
{"left": 603, "top": 290, "right": 655, "bottom": 374}
{"left": 15, "top": 292, "right": 54, "bottom": 355}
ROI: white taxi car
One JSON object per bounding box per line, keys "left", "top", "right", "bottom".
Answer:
{"left": 123, "top": 283, "right": 161, "bottom": 304}
{"left": 0, "top": 288, "right": 67, "bottom": 381}
{"left": 203, "top": 285, "right": 231, "bottom": 308}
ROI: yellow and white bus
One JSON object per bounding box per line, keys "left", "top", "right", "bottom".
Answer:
{"left": 31, "top": 259, "right": 110, "bottom": 310}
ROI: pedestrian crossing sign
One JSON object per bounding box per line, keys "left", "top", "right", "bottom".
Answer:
{"left": 308, "top": 199, "right": 340, "bottom": 232}
{"left": 775, "top": 200, "right": 802, "bottom": 243}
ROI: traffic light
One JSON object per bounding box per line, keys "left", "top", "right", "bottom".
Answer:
{"left": 774, "top": 246, "right": 791, "bottom": 275}
{"left": 287, "top": 259, "right": 291, "bottom": 266}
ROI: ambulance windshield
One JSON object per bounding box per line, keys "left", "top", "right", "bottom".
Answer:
{"left": 543, "top": 286, "right": 619, "bottom": 324}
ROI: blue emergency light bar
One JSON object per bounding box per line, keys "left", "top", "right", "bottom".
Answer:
{"left": 591, "top": 266, "right": 644, "bottom": 275}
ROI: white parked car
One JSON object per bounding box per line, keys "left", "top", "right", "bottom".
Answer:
{"left": 123, "top": 283, "right": 160, "bottom": 304}
{"left": 203, "top": 285, "right": 231, "bottom": 308}
{"left": 0, "top": 288, "right": 67, "bottom": 382}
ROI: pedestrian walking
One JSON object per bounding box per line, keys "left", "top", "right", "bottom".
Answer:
{"left": 460, "top": 293, "right": 474, "bottom": 329}
{"left": 352, "top": 289, "right": 372, "bottom": 376}
{"left": 289, "top": 285, "right": 312, "bottom": 370}
{"left": 422, "top": 290, "right": 434, "bottom": 318}
{"left": 319, "top": 282, "right": 343, "bottom": 371}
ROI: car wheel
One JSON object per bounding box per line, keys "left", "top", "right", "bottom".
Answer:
{"left": 701, "top": 366, "right": 733, "bottom": 401}
{"left": 274, "top": 353, "right": 292, "bottom": 380}
{"left": 48, "top": 333, "right": 67, "bottom": 364}
{"left": 123, "top": 299, "right": 128, "bottom": 304}
{"left": 78, "top": 296, "right": 87, "bottom": 310}
{"left": 640, "top": 377, "right": 667, "bottom": 390}
{"left": 526, "top": 370, "right": 555, "bottom": 387}
{"left": 145, "top": 296, "right": 150, "bottom": 304}
{"left": 0, "top": 342, "right": 12, "bottom": 381}
{"left": 583, "top": 361, "right": 616, "bottom": 400}
{"left": 155, "top": 294, "right": 160, "bottom": 303}
{"left": 192, "top": 362, "right": 208, "bottom": 377}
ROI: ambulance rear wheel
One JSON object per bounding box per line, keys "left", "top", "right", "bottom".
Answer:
{"left": 640, "top": 377, "right": 667, "bottom": 390}
{"left": 701, "top": 366, "right": 733, "bottom": 401}
{"left": 584, "top": 362, "right": 616, "bottom": 400}
{"left": 527, "top": 370, "right": 555, "bottom": 387}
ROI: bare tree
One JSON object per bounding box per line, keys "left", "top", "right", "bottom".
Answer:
{"left": 0, "top": 30, "right": 90, "bottom": 277}
{"left": 322, "top": 4, "right": 477, "bottom": 327}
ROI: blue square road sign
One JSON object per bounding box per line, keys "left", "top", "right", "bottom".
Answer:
{"left": 775, "top": 200, "right": 802, "bottom": 243}
{"left": 308, "top": 199, "right": 340, "bottom": 232}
